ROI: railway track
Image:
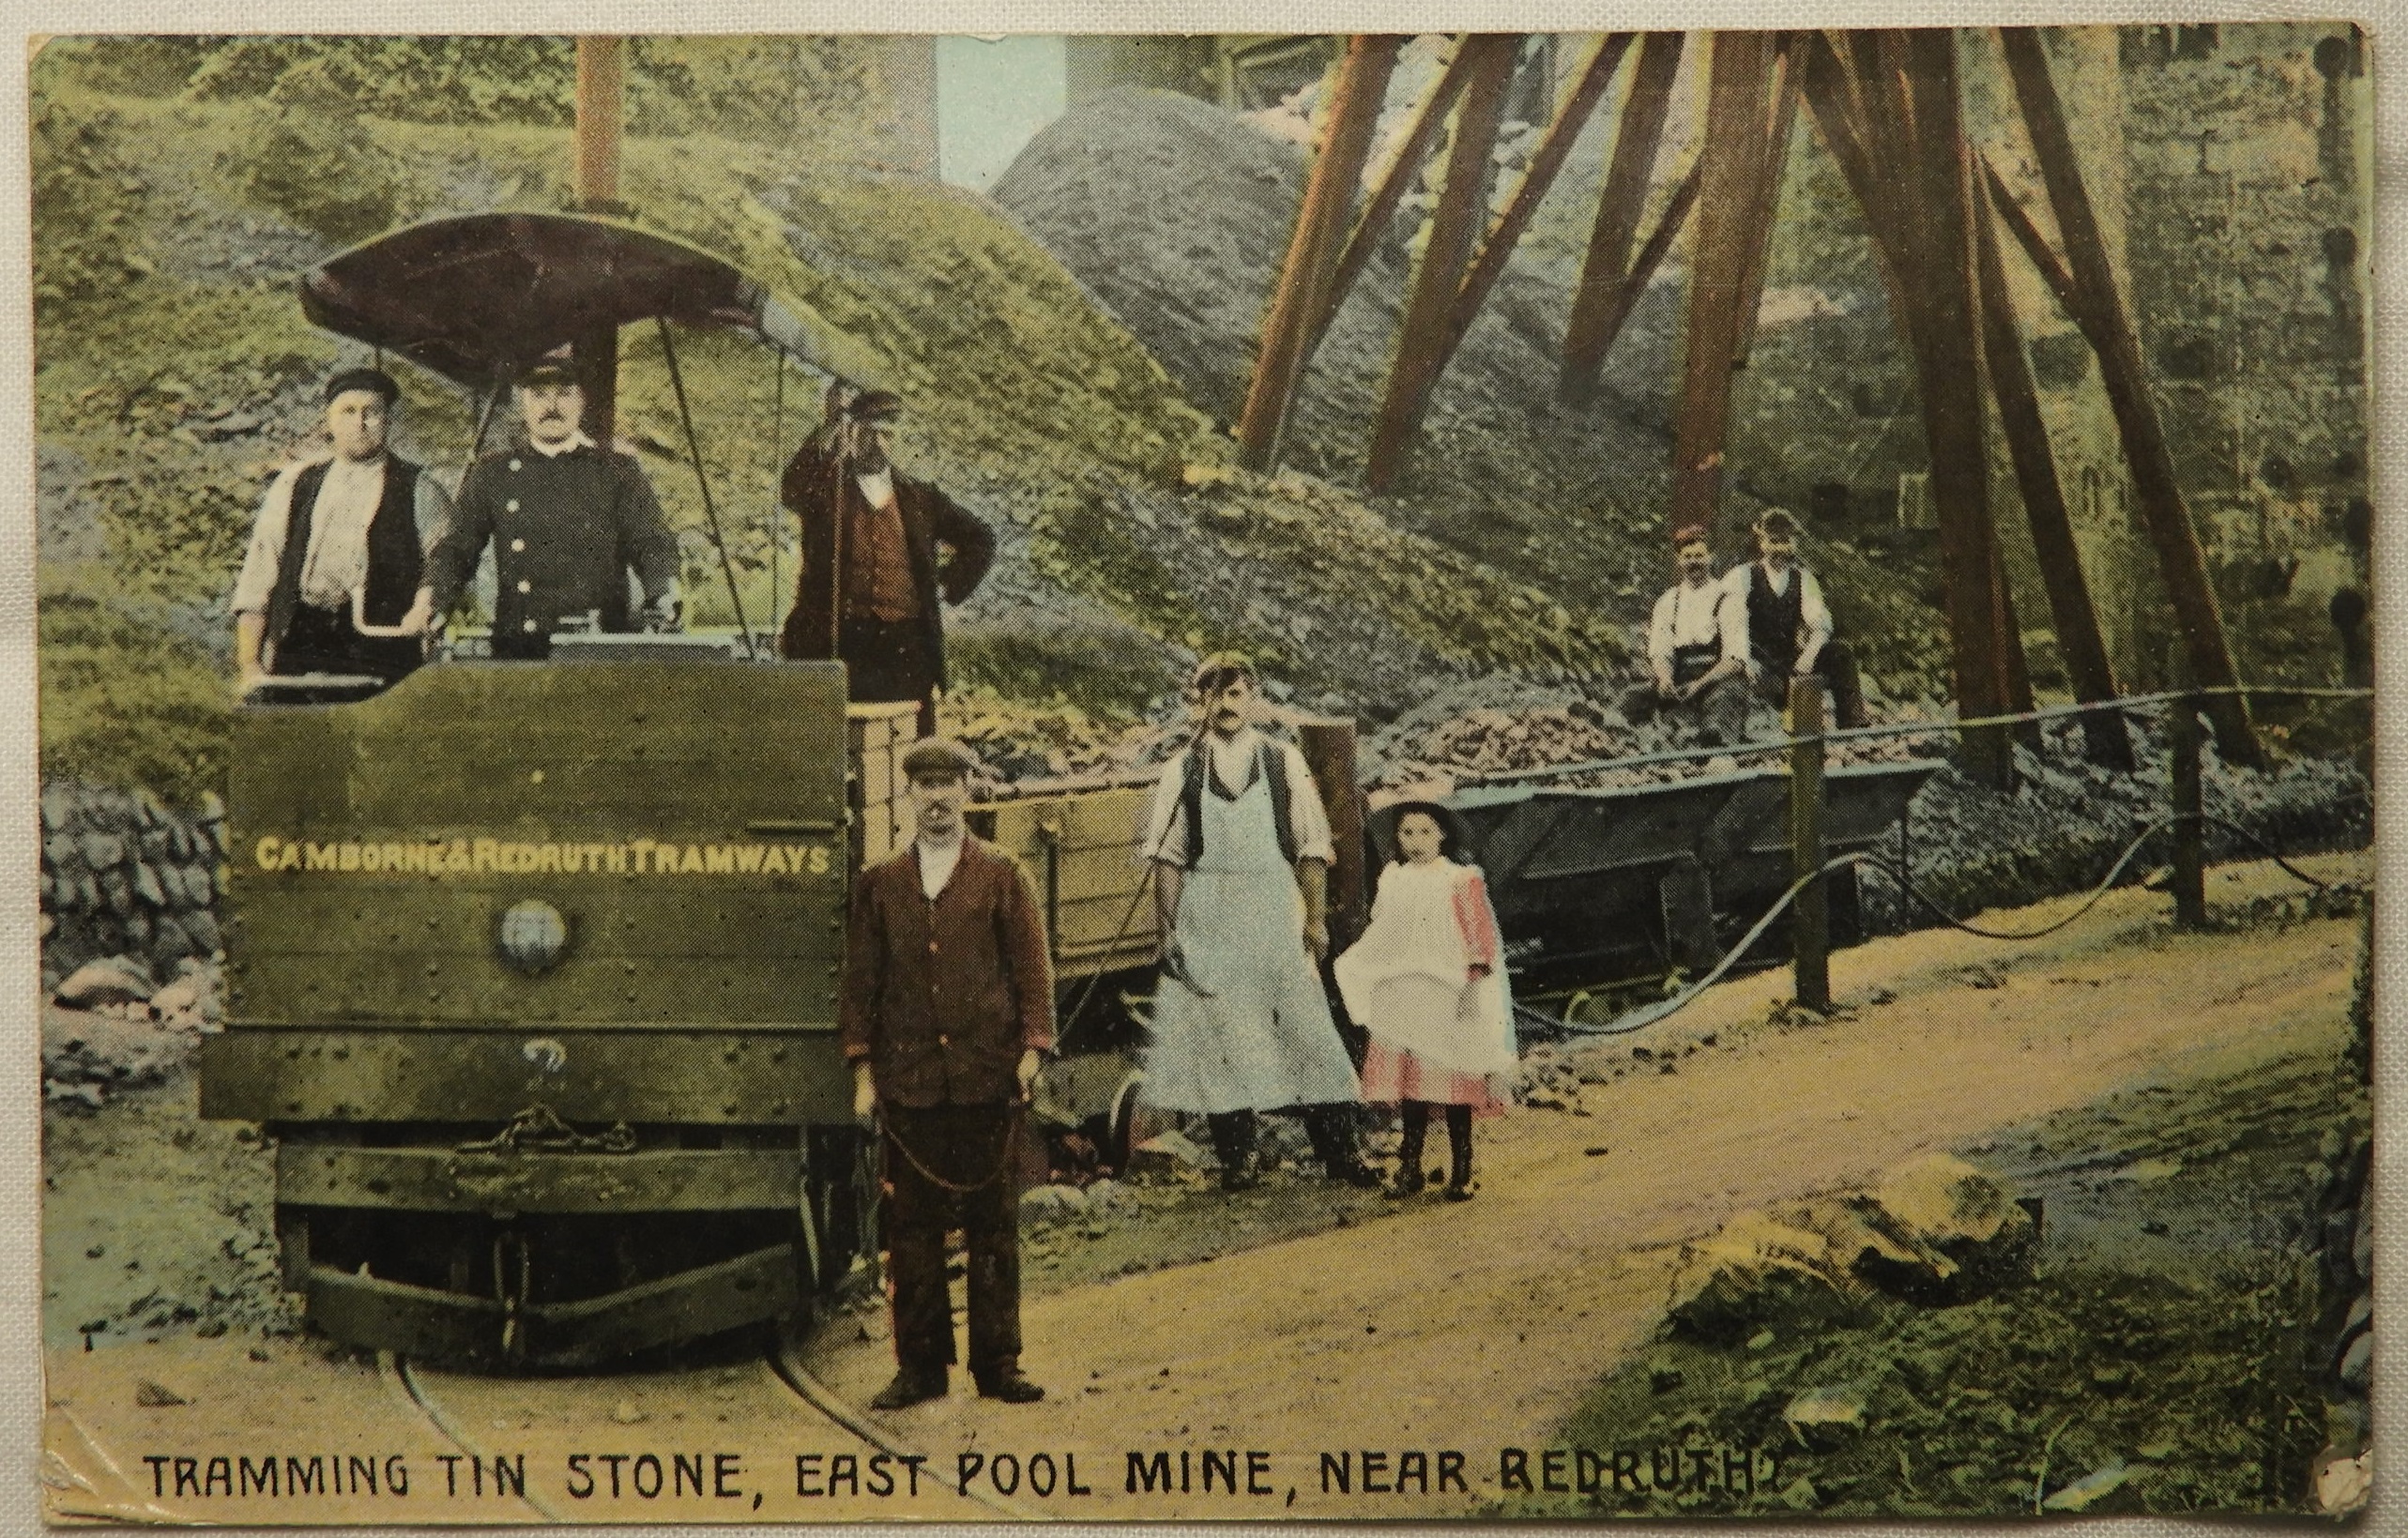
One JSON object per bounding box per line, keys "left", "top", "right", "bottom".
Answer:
{"left": 375, "top": 1337, "right": 1048, "bottom": 1523}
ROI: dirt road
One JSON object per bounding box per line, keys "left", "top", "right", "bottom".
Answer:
{"left": 45, "top": 856, "right": 2361, "bottom": 1523}
{"left": 795, "top": 855, "right": 2364, "bottom": 1518}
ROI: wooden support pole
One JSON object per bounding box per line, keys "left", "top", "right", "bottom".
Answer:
{"left": 1559, "top": 31, "right": 1684, "bottom": 404}
{"left": 1999, "top": 26, "right": 2263, "bottom": 768}
{"left": 572, "top": 37, "right": 628, "bottom": 444}
{"left": 1874, "top": 28, "right": 2017, "bottom": 787}
{"left": 1789, "top": 675, "right": 1830, "bottom": 1013}
{"left": 1665, "top": 29, "right": 1779, "bottom": 537}
{"left": 1236, "top": 35, "right": 1405, "bottom": 472}
{"left": 1308, "top": 38, "right": 1485, "bottom": 360}
{"left": 2169, "top": 691, "right": 2207, "bottom": 929}
{"left": 1433, "top": 35, "right": 1634, "bottom": 373}
{"left": 574, "top": 37, "right": 626, "bottom": 209}
{"left": 1728, "top": 38, "right": 1801, "bottom": 373}
{"left": 1971, "top": 164, "right": 2134, "bottom": 769}
{"left": 1364, "top": 34, "right": 1519, "bottom": 494}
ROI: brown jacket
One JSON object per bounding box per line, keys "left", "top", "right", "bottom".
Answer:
{"left": 840, "top": 837, "right": 1055, "bottom": 1107}
{"left": 774, "top": 437, "right": 996, "bottom": 684}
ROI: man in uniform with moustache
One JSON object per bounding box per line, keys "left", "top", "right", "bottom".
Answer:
{"left": 405, "top": 347, "right": 681, "bottom": 657}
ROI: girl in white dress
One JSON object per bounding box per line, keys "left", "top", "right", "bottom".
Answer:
{"left": 1334, "top": 802, "right": 1516, "bottom": 1198}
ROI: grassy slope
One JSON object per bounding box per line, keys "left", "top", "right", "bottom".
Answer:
{"left": 35, "top": 74, "right": 1631, "bottom": 803}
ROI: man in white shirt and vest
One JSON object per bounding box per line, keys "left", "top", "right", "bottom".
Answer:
{"left": 1721, "top": 508, "right": 1868, "bottom": 729}
{"left": 230, "top": 368, "right": 452, "bottom": 687}
{"left": 1625, "top": 524, "right": 1751, "bottom": 745}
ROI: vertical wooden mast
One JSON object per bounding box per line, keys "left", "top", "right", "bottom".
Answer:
{"left": 572, "top": 36, "right": 627, "bottom": 446}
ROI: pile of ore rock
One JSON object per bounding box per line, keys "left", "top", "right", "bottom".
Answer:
{"left": 40, "top": 782, "right": 228, "bottom": 993}
{"left": 43, "top": 956, "right": 222, "bottom": 1110}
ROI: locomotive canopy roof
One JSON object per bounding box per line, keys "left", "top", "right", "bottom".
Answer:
{"left": 298, "top": 211, "right": 888, "bottom": 390}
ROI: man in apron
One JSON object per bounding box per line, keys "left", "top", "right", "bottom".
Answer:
{"left": 1141, "top": 654, "right": 1377, "bottom": 1192}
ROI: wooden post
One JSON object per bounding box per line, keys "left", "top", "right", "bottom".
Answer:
{"left": 1728, "top": 38, "right": 1800, "bottom": 373}
{"left": 1296, "top": 718, "right": 1367, "bottom": 947}
{"left": 1364, "top": 35, "right": 1519, "bottom": 494}
{"left": 1236, "top": 36, "right": 1405, "bottom": 472}
{"left": 1971, "top": 165, "right": 2134, "bottom": 769}
{"left": 1665, "top": 29, "right": 1777, "bottom": 537}
{"left": 572, "top": 38, "right": 628, "bottom": 446}
{"left": 1432, "top": 35, "right": 1633, "bottom": 373}
{"left": 1307, "top": 38, "right": 1485, "bottom": 362}
{"left": 574, "top": 37, "right": 626, "bottom": 208}
{"left": 1789, "top": 675, "right": 1830, "bottom": 1012}
{"left": 1998, "top": 27, "right": 2263, "bottom": 769}
{"left": 1559, "top": 31, "right": 1684, "bottom": 404}
{"left": 2168, "top": 693, "right": 2206, "bottom": 929}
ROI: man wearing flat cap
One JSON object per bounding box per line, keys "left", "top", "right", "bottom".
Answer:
{"left": 232, "top": 367, "right": 452, "bottom": 686}
{"left": 776, "top": 385, "right": 996, "bottom": 732}
{"left": 405, "top": 347, "right": 681, "bottom": 659}
{"left": 1141, "top": 653, "right": 1377, "bottom": 1193}
{"left": 842, "top": 738, "right": 1053, "bottom": 1411}
{"left": 1624, "top": 524, "right": 1750, "bottom": 745}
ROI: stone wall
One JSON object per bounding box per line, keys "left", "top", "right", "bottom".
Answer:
{"left": 38, "top": 781, "right": 227, "bottom": 993}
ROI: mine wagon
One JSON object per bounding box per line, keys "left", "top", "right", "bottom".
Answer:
{"left": 1383, "top": 758, "right": 1939, "bottom": 995}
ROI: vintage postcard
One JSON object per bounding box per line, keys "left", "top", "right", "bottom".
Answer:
{"left": 29, "top": 22, "right": 2381, "bottom": 1526}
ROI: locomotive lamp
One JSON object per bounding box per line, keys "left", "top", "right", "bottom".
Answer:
{"left": 496, "top": 899, "right": 570, "bottom": 975}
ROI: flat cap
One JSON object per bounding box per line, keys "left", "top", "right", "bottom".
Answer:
{"left": 1754, "top": 508, "right": 1801, "bottom": 538}
{"left": 517, "top": 345, "right": 580, "bottom": 387}
{"left": 899, "top": 737, "right": 982, "bottom": 782}
{"left": 846, "top": 389, "right": 904, "bottom": 424}
{"left": 324, "top": 367, "right": 400, "bottom": 405}
{"left": 1190, "top": 650, "right": 1257, "bottom": 693}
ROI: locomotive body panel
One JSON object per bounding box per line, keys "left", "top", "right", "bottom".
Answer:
{"left": 224, "top": 660, "right": 849, "bottom": 1032}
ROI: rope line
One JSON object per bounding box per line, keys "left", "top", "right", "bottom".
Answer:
{"left": 1467, "top": 683, "right": 2372, "bottom": 788}
{"left": 1556, "top": 817, "right": 2349, "bottom": 1039}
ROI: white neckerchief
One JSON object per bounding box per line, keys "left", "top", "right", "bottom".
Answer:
{"left": 856, "top": 466, "right": 896, "bottom": 508}
{"left": 529, "top": 431, "right": 597, "bottom": 459}
{"left": 1758, "top": 561, "right": 1794, "bottom": 597}
{"left": 917, "top": 832, "right": 965, "bottom": 900}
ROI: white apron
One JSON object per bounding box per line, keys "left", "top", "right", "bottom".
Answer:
{"left": 1141, "top": 759, "right": 1364, "bottom": 1115}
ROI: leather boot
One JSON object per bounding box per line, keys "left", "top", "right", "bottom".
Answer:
{"left": 1444, "top": 1104, "right": 1475, "bottom": 1199}
{"left": 1207, "top": 1110, "right": 1258, "bottom": 1191}
{"left": 1389, "top": 1103, "right": 1429, "bottom": 1197}
{"left": 1304, "top": 1104, "right": 1380, "bottom": 1187}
